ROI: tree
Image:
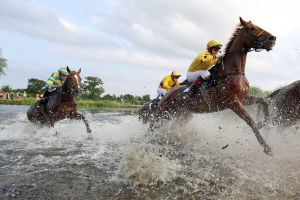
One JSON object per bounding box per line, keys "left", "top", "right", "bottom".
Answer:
{"left": 142, "top": 95, "right": 151, "bottom": 102}
{"left": 0, "top": 49, "right": 7, "bottom": 76}
{"left": 82, "top": 76, "right": 105, "bottom": 99}
{"left": 123, "top": 94, "right": 135, "bottom": 103}
{"left": 102, "top": 94, "right": 117, "bottom": 100}
{"left": 1, "top": 85, "right": 11, "bottom": 93}
{"left": 26, "top": 78, "right": 46, "bottom": 95}
{"left": 249, "top": 86, "right": 271, "bottom": 97}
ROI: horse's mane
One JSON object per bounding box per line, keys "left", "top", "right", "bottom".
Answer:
{"left": 224, "top": 23, "right": 243, "bottom": 56}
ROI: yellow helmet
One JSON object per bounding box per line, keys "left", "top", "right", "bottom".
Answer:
{"left": 171, "top": 71, "right": 181, "bottom": 77}
{"left": 207, "top": 40, "right": 222, "bottom": 49}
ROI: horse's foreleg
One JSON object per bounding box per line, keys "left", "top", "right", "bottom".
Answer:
{"left": 244, "top": 95, "right": 270, "bottom": 124}
{"left": 230, "top": 100, "right": 272, "bottom": 155}
{"left": 74, "top": 112, "right": 92, "bottom": 135}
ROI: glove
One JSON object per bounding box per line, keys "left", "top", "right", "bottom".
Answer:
{"left": 55, "top": 83, "right": 63, "bottom": 88}
{"left": 216, "top": 51, "right": 223, "bottom": 59}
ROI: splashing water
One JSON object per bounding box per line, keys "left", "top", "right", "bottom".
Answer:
{"left": 0, "top": 105, "right": 300, "bottom": 199}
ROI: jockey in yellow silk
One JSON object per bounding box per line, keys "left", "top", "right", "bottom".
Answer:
{"left": 157, "top": 71, "right": 181, "bottom": 98}
{"left": 184, "top": 40, "right": 222, "bottom": 98}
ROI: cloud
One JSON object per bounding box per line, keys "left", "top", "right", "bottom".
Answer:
{"left": 0, "top": 0, "right": 300, "bottom": 97}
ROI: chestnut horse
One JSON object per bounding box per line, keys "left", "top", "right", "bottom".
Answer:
{"left": 139, "top": 17, "right": 276, "bottom": 155}
{"left": 27, "top": 67, "right": 92, "bottom": 134}
{"left": 258, "top": 80, "right": 300, "bottom": 127}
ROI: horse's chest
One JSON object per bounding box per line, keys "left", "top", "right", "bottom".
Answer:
{"left": 58, "top": 104, "right": 76, "bottom": 116}
{"left": 226, "top": 77, "right": 249, "bottom": 96}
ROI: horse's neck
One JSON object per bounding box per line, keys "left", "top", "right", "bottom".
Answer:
{"left": 61, "top": 85, "right": 74, "bottom": 102}
{"left": 220, "top": 33, "right": 247, "bottom": 76}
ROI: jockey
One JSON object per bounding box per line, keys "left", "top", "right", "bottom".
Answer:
{"left": 157, "top": 71, "right": 181, "bottom": 98}
{"left": 183, "top": 39, "right": 222, "bottom": 98}
{"left": 38, "top": 67, "right": 69, "bottom": 117}
{"left": 43, "top": 67, "right": 69, "bottom": 98}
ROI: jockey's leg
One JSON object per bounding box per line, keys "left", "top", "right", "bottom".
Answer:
{"left": 37, "top": 90, "right": 53, "bottom": 123}
{"left": 183, "top": 70, "right": 210, "bottom": 99}
{"left": 156, "top": 88, "right": 167, "bottom": 100}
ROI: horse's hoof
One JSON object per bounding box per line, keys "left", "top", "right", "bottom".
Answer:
{"left": 263, "top": 145, "right": 272, "bottom": 156}
{"left": 87, "top": 129, "right": 92, "bottom": 133}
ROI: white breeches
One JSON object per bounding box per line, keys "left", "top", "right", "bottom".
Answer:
{"left": 186, "top": 70, "right": 210, "bottom": 82}
{"left": 157, "top": 88, "right": 168, "bottom": 96}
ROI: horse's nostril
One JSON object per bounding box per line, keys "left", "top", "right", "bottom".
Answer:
{"left": 269, "top": 36, "right": 276, "bottom": 41}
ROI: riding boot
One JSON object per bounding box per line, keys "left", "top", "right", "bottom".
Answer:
{"left": 183, "top": 77, "right": 205, "bottom": 99}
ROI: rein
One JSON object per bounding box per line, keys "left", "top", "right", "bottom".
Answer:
{"left": 215, "top": 27, "right": 266, "bottom": 80}
{"left": 61, "top": 73, "right": 81, "bottom": 96}
{"left": 243, "top": 26, "right": 266, "bottom": 52}
{"left": 215, "top": 51, "right": 246, "bottom": 80}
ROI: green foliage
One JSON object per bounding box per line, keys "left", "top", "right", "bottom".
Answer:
{"left": 0, "top": 98, "right": 140, "bottom": 108}
{"left": 77, "top": 99, "right": 131, "bottom": 108}
{"left": 1, "top": 85, "right": 11, "bottom": 93}
{"left": 82, "top": 76, "right": 105, "bottom": 99}
{"left": 102, "top": 93, "right": 151, "bottom": 104}
{"left": 142, "top": 95, "right": 151, "bottom": 102}
{"left": 0, "top": 98, "right": 36, "bottom": 105}
{"left": 26, "top": 78, "right": 46, "bottom": 96}
{"left": 0, "top": 49, "right": 7, "bottom": 76}
{"left": 12, "top": 88, "right": 26, "bottom": 93}
{"left": 102, "top": 94, "right": 117, "bottom": 100}
{"left": 249, "top": 86, "right": 271, "bottom": 97}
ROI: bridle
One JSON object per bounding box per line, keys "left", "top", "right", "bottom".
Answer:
{"left": 62, "top": 73, "right": 81, "bottom": 95}
{"left": 243, "top": 26, "right": 266, "bottom": 52}
{"left": 215, "top": 26, "right": 267, "bottom": 80}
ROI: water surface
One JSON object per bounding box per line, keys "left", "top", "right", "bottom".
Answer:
{"left": 0, "top": 105, "right": 299, "bottom": 199}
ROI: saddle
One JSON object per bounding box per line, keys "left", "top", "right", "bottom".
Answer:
{"left": 184, "top": 68, "right": 219, "bottom": 111}
{"left": 38, "top": 93, "right": 61, "bottom": 114}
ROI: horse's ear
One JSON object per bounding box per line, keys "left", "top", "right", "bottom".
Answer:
{"left": 67, "top": 66, "right": 71, "bottom": 73}
{"left": 239, "top": 17, "right": 248, "bottom": 27}
{"left": 77, "top": 68, "right": 81, "bottom": 74}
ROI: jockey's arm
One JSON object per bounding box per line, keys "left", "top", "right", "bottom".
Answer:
{"left": 46, "top": 75, "right": 62, "bottom": 91}
{"left": 53, "top": 83, "right": 63, "bottom": 88}
{"left": 199, "top": 53, "right": 218, "bottom": 64}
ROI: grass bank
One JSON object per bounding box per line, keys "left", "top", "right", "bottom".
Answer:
{"left": 0, "top": 98, "right": 142, "bottom": 109}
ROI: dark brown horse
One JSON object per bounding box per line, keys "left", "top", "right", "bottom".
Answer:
{"left": 139, "top": 17, "right": 276, "bottom": 155}
{"left": 27, "top": 67, "right": 92, "bottom": 134}
{"left": 258, "top": 80, "right": 300, "bottom": 127}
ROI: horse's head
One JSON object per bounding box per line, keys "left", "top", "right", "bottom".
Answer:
{"left": 62, "top": 67, "right": 82, "bottom": 96}
{"left": 240, "top": 17, "right": 276, "bottom": 51}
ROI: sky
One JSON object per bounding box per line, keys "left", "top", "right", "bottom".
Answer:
{"left": 0, "top": 0, "right": 300, "bottom": 98}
